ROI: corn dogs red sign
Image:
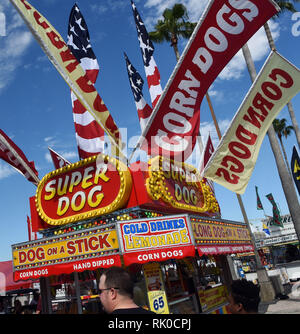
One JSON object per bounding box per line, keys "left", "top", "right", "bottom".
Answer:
{"left": 136, "top": 0, "right": 279, "bottom": 160}
{"left": 36, "top": 155, "right": 132, "bottom": 226}
{"left": 204, "top": 52, "right": 300, "bottom": 194}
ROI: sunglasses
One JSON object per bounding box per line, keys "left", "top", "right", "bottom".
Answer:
{"left": 98, "top": 287, "right": 119, "bottom": 295}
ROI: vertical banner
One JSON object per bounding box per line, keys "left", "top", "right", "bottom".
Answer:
{"left": 143, "top": 262, "right": 169, "bottom": 314}
{"left": 291, "top": 145, "right": 300, "bottom": 195}
{"left": 255, "top": 186, "right": 264, "bottom": 210}
{"left": 132, "top": 0, "right": 279, "bottom": 161}
{"left": 204, "top": 52, "right": 300, "bottom": 194}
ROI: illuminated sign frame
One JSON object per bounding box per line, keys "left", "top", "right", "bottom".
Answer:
{"left": 12, "top": 223, "right": 121, "bottom": 280}
{"left": 36, "top": 155, "right": 132, "bottom": 226}
{"left": 146, "top": 156, "right": 219, "bottom": 213}
{"left": 118, "top": 214, "right": 195, "bottom": 266}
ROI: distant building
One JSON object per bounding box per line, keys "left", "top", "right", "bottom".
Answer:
{"left": 255, "top": 214, "right": 298, "bottom": 248}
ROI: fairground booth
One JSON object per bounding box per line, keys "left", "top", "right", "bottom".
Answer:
{"left": 12, "top": 155, "right": 254, "bottom": 314}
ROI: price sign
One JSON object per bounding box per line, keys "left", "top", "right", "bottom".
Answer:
{"left": 148, "top": 290, "right": 169, "bottom": 314}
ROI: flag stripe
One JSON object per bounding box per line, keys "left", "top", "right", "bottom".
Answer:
{"left": 0, "top": 129, "right": 39, "bottom": 185}
{"left": 74, "top": 121, "right": 105, "bottom": 140}
{"left": 131, "top": 0, "right": 163, "bottom": 109}
{"left": 124, "top": 52, "right": 153, "bottom": 132}
{"left": 75, "top": 134, "right": 105, "bottom": 154}
{"left": 68, "top": 4, "right": 105, "bottom": 160}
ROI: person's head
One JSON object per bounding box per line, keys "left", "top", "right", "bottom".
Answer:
{"left": 228, "top": 279, "right": 260, "bottom": 314}
{"left": 99, "top": 266, "right": 134, "bottom": 313}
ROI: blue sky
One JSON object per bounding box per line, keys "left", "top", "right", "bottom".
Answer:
{"left": 0, "top": 0, "right": 299, "bottom": 261}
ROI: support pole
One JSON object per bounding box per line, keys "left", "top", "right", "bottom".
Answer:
{"left": 74, "top": 272, "right": 83, "bottom": 314}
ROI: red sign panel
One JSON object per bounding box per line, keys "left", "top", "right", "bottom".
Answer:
{"left": 36, "top": 155, "right": 132, "bottom": 226}
{"left": 197, "top": 244, "right": 254, "bottom": 256}
{"left": 118, "top": 215, "right": 195, "bottom": 266}
{"left": 14, "top": 254, "right": 121, "bottom": 281}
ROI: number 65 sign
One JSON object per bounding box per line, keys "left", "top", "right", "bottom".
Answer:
{"left": 148, "top": 290, "right": 169, "bottom": 314}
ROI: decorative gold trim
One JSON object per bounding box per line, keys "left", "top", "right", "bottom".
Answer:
{"left": 146, "top": 156, "right": 220, "bottom": 214}
{"left": 36, "top": 154, "right": 132, "bottom": 226}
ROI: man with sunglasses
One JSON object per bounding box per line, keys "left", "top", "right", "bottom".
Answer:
{"left": 99, "top": 266, "right": 155, "bottom": 314}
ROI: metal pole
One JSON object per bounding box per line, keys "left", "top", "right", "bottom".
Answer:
{"left": 74, "top": 272, "right": 83, "bottom": 314}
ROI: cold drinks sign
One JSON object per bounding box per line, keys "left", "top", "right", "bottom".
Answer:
{"left": 118, "top": 215, "right": 195, "bottom": 266}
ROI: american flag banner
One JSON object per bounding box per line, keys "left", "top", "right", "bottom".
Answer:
{"left": 67, "top": 4, "right": 105, "bottom": 160}
{"left": 124, "top": 53, "right": 153, "bottom": 132}
{"left": 48, "top": 147, "right": 71, "bottom": 170}
{"left": 0, "top": 129, "right": 39, "bottom": 185}
{"left": 131, "top": 0, "right": 163, "bottom": 108}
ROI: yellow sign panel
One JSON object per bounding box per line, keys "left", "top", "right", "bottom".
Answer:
{"left": 191, "top": 219, "right": 251, "bottom": 243}
{"left": 147, "top": 291, "right": 169, "bottom": 314}
{"left": 198, "top": 285, "right": 228, "bottom": 312}
{"left": 13, "top": 228, "right": 119, "bottom": 267}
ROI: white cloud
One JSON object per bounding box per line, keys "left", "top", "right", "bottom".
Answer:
{"left": 0, "top": 162, "right": 16, "bottom": 180}
{"left": 219, "top": 20, "right": 280, "bottom": 81}
{"left": 0, "top": 3, "right": 33, "bottom": 93}
{"left": 144, "top": 0, "right": 208, "bottom": 28}
{"left": 200, "top": 119, "right": 231, "bottom": 149}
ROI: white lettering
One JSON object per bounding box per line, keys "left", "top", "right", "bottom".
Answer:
{"left": 217, "top": 4, "right": 245, "bottom": 34}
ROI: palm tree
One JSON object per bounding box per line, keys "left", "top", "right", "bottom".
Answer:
{"left": 149, "top": 4, "right": 196, "bottom": 62}
{"left": 242, "top": 43, "right": 300, "bottom": 243}
{"left": 272, "top": 118, "right": 294, "bottom": 173}
{"left": 264, "top": 0, "right": 300, "bottom": 151}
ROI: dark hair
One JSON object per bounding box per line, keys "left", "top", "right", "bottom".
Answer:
{"left": 102, "top": 266, "right": 134, "bottom": 299}
{"left": 230, "top": 279, "right": 260, "bottom": 313}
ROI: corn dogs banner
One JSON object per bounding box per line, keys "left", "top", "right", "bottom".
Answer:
{"left": 133, "top": 0, "right": 279, "bottom": 161}
{"left": 9, "top": 0, "right": 123, "bottom": 153}
{"left": 204, "top": 52, "right": 300, "bottom": 194}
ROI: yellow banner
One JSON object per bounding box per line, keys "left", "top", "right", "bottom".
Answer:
{"left": 204, "top": 52, "right": 300, "bottom": 194}
{"left": 198, "top": 285, "right": 228, "bottom": 312}
{"left": 13, "top": 229, "right": 119, "bottom": 267}
{"left": 191, "top": 220, "right": 251, "bottom": 243}
{"left": 9, "top": 0, "right": 123, "bottom": 154}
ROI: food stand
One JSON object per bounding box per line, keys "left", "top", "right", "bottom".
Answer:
{"left": 11, "top": 154, "right": 254, "bottom": 314}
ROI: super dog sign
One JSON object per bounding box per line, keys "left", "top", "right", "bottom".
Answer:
{"left": 36, "top": 155, "right": 132, "bottom": 225}
{"left": 118, "top": 215, "right": 195, "bottom": 266}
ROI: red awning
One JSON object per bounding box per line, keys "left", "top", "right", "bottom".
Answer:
{"left": 196, "top": 244, "right": 254, "bottom": 256}
{"left": 0, "top": 260, "right": 36, "bottom": 292}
